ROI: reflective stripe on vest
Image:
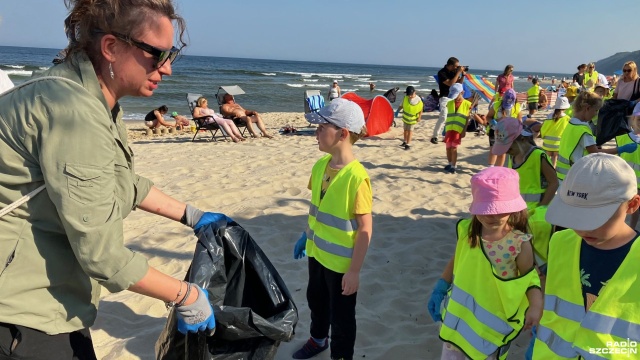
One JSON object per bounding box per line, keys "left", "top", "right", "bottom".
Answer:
{"left": 306, "top": 155, "right": 369, "bottom": 273}
{"left": 522, "top": 193, "right": 541, "bottom": 203}
{"left": 440, "top": 219, "right": 540, "bottom": 359}
{"left": 556, "top": 122, "right": 592, "bottom": 180}
{"left": 308, "top": 203, "right": 358, "bottom": 232}
{"left": 402, "top": 96, "right": 422, "bottom": 125}
{"left": 536, "top": 325, "right": 580, "bottom": 358}
{"left": 527, "top": 85, "right": 540, "bottom": 103}
{"left": 445, "top": 99, "right": 471, "bottom": 134}
{"left": 307, "top": 229, "right": 353, "bottom": 258}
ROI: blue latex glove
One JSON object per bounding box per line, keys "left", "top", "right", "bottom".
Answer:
{"left": 427, "top": 278, "right": 451, "bottom": 322}
{"left": 395, "top": 110, "right": 400, "bottom": 118}
{"left": 193, "top": 212, "right": 233, "bottom": 233}
{"left": 618, "top": 142, "right": 638, "bottom": 155}
{"left": 489, "top": 119, "right": 498, "bottom": 129}
{"left": 294, "top": 232, "right": 307, "bottom": 259}
{"left": 176, "top": 285, "right": 216, "bottom": 334}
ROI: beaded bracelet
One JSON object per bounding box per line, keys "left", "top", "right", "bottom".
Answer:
{"left": 165, "top": 280, "right": 186, "bottom": 309}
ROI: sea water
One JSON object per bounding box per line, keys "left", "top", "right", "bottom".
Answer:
{"left": 0, "top": 45, "right": 572, "bottom": 120}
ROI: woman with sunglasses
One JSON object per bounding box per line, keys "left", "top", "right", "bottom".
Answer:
{"left": 613, "top": 61, "right": 639, "bottom": 100}
{"left": 0, "top": 1, "right": 226, "bottom": 358}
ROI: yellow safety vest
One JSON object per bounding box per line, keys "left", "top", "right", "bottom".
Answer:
{"left": 306, "top": 154, "right": 369, "bottom": 273}
{"left": 540, "top": 115, "right": 570, "bottom": 152}
{"left": 440, "top": 219, "right": 541, "bottom": 359}
{"left": 616, "top": 134, "right": 640, "bottom": 189}
{"left": 509, "top": 148, "right": 553, "bottom": 263}
{"left": 584, "top": 70, "right": 599, "bottom": 89}
{"left": 556, "top": 121, "right": 593, "bottom": 181}
{"left": 445, "top": 99, "right": 471, "bottom": 134}
{"left": 402, "top": 96, "right": 423, "bottom": 125}
{"left": 533, "top": 230, "right": 640, "bottom": 359}
{"left": 493, "top": 101, "right": 521, "bottom": 120}
{"left": 527, "top": 85, "right": 540, "bottom": 103}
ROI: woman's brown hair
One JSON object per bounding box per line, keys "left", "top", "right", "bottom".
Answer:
{"left": 467, "top": 210, "right": 529, "bottom": 248}
{"left": 62, "top": 0, "right": 187, "bottom": 66}
{"left": 503, "top": 65, "right": 514, "bottom": 76}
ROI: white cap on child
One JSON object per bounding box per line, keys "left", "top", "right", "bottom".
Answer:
{"left": 546, "top": 153, "right": 637, "bottom": 231}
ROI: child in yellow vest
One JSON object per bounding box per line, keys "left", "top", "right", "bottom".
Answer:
{"left": 293, "top": 99, "right": 373, "bottom": 360}
{"left": 395, "top": 86, "right": 423, "bottom": 150}
{"left": 532, "top": 154, "right": 640, "bottom": 358}
{"left": 541, "top": 96, "right": 572, "bottom": 167}
{"left": 527, "top": 78, "right": 541, "bottom": 117}
{"left": 443, "top": 84, "right": 468, "bottom": 174}
{"left": 428, "top": 167, "right": 543, "bottom": 359}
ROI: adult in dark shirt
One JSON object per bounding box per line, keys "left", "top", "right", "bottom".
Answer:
{"left": 573, "top": 64, "right": 586, "bottom": 89}
{"left": 432, "top": 57, "right": 465, "bottom": 144}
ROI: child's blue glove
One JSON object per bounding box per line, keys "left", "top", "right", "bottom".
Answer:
{"left": 489, "top": 119, "right": 498, "bottom": 129}
{"left": 176, "top": 285, "right": 216, "bottom": 335}
{"left": 395, "top": 110, "right": 400, "bottom": 118}
{"left": 293, "top": 232, "right": 307, "bottom": 259}
{"left": 618, "top": 142, "right": 638, "bottom": 155}
{"left": 427, "top": 278, "right": 451, "bottom": 323}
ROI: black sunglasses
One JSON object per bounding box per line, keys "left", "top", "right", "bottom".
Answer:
{"left": 111, "top": 31, "right": 181, "bottom": 69}
{"left": 623, "top": 69, "right": 633, "bottom": 73}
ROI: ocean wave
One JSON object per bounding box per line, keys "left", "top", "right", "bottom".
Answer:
{"left": 39, "top": 66, "right": 50, "bottom": 71}
{"left": 341, "top": 89, "right": 358, "bottom": 92}
{"left": 353, "top": 78, "right": 372, "bottom": 82}
{"left": 486, "top": 75, "right": 497, "bottom": 78}
{"left": 286, "top": 83, "right": 327, "bottom": 88}
{"left": 377, "top": 80, "right": 420, "bottom": 84}
{"left": 282, "top": 71, "right": 371, "bottom": 80}
{"left": 5, "top": 70, "right": 32, "bottom": 76}
{"left": 5, "top": 65, "right": 25, "bottom": 69}
{"left": 261, "top": 73, "right": 276, "bottom": 76}
{"left": 303, "top": 79, "right": 319, "bottom": 82}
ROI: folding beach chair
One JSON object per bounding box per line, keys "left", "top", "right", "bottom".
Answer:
{"left": 304, "top": 90, "right": 325, "bottom": 114}
{"left": 216, "top": 85, "right": 249, "bottom": 136}
{"left": 186, "top": 93, "right": 226, "bottom": 142}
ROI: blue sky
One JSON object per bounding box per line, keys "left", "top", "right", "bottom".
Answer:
{"left": 0, "top": 0, "right": 638, "bottom": 73}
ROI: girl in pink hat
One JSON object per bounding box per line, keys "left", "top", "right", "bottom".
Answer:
{"left": 427, "top": 167, "right": 543, "bottom": 359}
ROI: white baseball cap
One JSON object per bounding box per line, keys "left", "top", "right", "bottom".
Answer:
{"left": 633, "top": 102, "right": 640, "bottom": 116}
{"left": 448, "top": 83, "right": 464, "bottom": 100}
{"left": 304, "top": 98, "right": 365, "bottom": 133}
{"left": 546, "top": 153, "right": 638, "bottom": 231}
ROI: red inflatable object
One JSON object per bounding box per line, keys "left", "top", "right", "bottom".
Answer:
{"left": 341, "top": 92, "right": 394, "bottom": 137}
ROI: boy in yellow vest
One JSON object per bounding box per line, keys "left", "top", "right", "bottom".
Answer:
{"left": 395, "top": 86, "right": 423, "bottom": 150}
{"left": 293, "top": 99, "right": 373, "bottom": 360}
{"left": 527, "top": 78, "right": 541, "bottom": 117}
{"left": 532, "top": 153, "right": 640, "bottom": 358}
{"left": 443, "top": 83, "right": 469, "bottom": 174}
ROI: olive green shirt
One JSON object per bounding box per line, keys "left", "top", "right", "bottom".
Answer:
{"left": 0, "top": 53, "right": 152, "bottom": 334}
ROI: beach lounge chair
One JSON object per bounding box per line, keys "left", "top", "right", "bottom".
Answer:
{"left": 186, "top": 93, "right": 226, "bottom": 142}
{"left": 215, "top": 85, "right": 248, "bottom": 136}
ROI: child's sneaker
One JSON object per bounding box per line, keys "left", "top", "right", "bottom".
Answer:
{"left": 292, "top": 337, "right": 328, "bottom": 359}
{"left": 399, "top": 141, "right": 406, "bottom": 147}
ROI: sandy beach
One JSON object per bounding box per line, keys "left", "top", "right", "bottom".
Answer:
{"left": 91, "top": 105, "right": 552, "bottom": 359}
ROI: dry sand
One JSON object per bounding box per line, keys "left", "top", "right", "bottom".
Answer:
{"left": 91, "top": 105, "right": 553, "bottom": 359}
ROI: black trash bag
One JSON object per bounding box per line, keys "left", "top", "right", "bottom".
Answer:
{"left": 596, "top": 99, "right": 633, "bottom": 146}
{"left": 155, "top": 220, "right": 298, "bottom": 360}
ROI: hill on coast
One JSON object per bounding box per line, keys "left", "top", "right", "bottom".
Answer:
{"left": 595, "top": 50, "right": 640, "bottom": 74}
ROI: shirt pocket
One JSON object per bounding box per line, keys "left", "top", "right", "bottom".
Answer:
{"left": 65, "top": 163, "right": 108, "bottom": 205}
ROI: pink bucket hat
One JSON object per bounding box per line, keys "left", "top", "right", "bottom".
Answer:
{"left": 492, "top": 117, "right": 523, "bottom": 156}
{"left": 469, "top": 167, "right": 527, "bottom": 215}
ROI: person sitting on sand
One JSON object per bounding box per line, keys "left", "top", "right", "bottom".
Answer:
{"left": 220, "top": 94, "right": 273, "bottom": 138}
{"left": 194, "top": 97, "right": 246, "bottom": 142}
{"left": 144, "top": 105, "right": 189, "bottom": 129}
{"left": 169, "top": 111, "right": 190, "bottom": 130}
